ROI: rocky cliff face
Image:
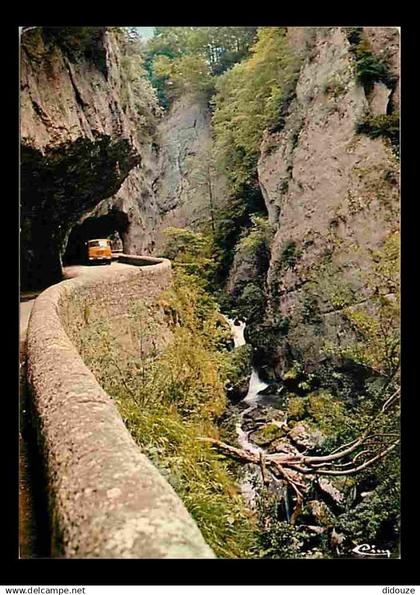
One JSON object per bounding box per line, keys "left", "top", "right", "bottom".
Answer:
{"left": 152, "top": 94, "right": 230, "bottom": 250}
{"left": 20, "top": 27, "right": 161, "bottom": 288}
{"left": 21, "top": 28, "right": 226, "bottom": 288}
{"left": 70, "top": 94, "right": 227, "bottom": 259}
{"left": 21, "top": 25, "right": 400, "bottom": 366}
{"left": 254, "top": 27, "right": 399, "bottom": 375}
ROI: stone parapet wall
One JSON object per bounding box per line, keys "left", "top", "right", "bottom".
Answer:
{"left": 26, "top": 258, "right": 215, "bottom": 558}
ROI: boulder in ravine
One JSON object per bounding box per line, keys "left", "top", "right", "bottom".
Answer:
{"left": 249, "top": 422, "right": 288, "bottom": 447}
{"left": 287, "top": 421, "right": 326, "bottom": 450}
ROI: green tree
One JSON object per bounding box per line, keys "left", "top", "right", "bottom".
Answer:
{"left": 161, "top": 227, "right": 215, "bottom": 287}
{"left": 212, "top": 27, "right": 303, "bottom": 192}
{"left": 185, "top": 138, "right": 221, "bottom": 236}
{"left": 153, "top": 53, "right": 213, "bottom": 98}
{"left": 145, "top": 27, "right": 257, "bottom": 106}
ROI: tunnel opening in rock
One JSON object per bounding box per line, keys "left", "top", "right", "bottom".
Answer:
{"left": 63, "top": 210, "right": 129, "bottom": 264}
{"left": 20, "top": 136, "right": 140, "bottom": 290}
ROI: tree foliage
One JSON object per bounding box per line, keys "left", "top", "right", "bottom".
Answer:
{"left": 153, "top": 53, "right": 213, "bottom": 98}
{"left": 115, "top": 28, "right": 163, "bottom": 136}
{"left": 145, "top": 27, "right": 258, "bottom": 105}
{"left": 212, "top": 27, "right": 303, "bottom": 192}
{"left": 346, "top": 29, "right": 398, "bottom": 94}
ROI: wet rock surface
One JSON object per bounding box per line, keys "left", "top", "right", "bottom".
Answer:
{"left": 249, "top": 422, "right": 288, "bottom": 447}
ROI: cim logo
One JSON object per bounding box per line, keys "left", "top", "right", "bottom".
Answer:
{"left": 351, "top": 543, "right": 391, "bottom": 558}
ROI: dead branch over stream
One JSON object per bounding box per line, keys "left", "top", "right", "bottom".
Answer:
{"left": 200, "top": 388, "right": 400, "bottom": 522}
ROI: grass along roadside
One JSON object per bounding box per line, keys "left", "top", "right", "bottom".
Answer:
{"left": 72, "top": 270, "right": 258, "bottom": 558}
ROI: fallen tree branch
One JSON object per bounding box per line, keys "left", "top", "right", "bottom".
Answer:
{"left": 200, "top": 434, "right": 399, "bottom": 478}
{"left": 304, "top": 440, "right": 400, "bottom": 476}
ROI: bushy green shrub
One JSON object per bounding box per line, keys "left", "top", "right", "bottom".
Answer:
{"left": 144, "top": 27, "right": 257, "bottom": 106}
{"left": 284, "top": 387, "right": 349, "bottom": 438}
{"left": 287, "top": 396, "right": 306, "bottom": 420}
{"left": 345, "top": 27, "right": 363, "bottom": 46}
{"left": 347, "top": 31, "right": 397, "bottom": 94}
{"left": 356, "top": 113, "right": 400, "bottom": 148}
{"left": 279, "top": 239, "right": 301, "bottom": 269}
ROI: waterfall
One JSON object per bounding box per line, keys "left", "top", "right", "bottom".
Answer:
{"left": 225, "top": 317, "right": 271, "bottom": 505}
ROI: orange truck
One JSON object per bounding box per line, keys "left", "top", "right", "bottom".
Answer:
{"left": 86, "top": 239, "right": 112, "bottom": 265}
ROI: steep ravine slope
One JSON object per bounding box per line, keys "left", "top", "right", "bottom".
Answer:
{"left": 253, "top": 27, "right": 399, "bottom": 377}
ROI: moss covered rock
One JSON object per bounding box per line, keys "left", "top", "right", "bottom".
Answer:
{"left": 250, "top": 422, "right": 287, "bottom": 446}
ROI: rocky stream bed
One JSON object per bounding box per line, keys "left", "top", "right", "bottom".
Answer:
{"left": 225, "top": 317, "right": 350, "bottom": 554}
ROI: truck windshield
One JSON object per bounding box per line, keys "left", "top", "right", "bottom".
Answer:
{"left": 88, "top": 240, "right": 109, "bottom": 247}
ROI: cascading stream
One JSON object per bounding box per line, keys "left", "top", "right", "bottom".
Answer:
{"left": 226, "top": 318, "right": 270, "bottom": 504}
{"left": 225, "top": 317, "right": 292, "bottom": 517}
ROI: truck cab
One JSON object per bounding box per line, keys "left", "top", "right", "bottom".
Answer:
{"left": 86, "top": 239, "right": 112, "bottom": 265}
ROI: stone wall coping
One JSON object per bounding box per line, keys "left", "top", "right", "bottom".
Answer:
{"left": 26, "top": 258, "right": 215, "bottom": 558}
{"left": 116, "top": 254, "right": 170, "bottom": 268}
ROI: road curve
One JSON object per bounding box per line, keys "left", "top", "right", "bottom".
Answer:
{"left": 19, "top": 262, "right": 143, "bottom": 558}
{"left": 23, "top": 256, "right": 214, "bottom": 558}
{"left": 20, "top": 263, "right": 136, "bottom": 341}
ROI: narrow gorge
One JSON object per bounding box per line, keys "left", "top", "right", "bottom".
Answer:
{"left": 20, "top": 26, "right": 400, "bottom": 559}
